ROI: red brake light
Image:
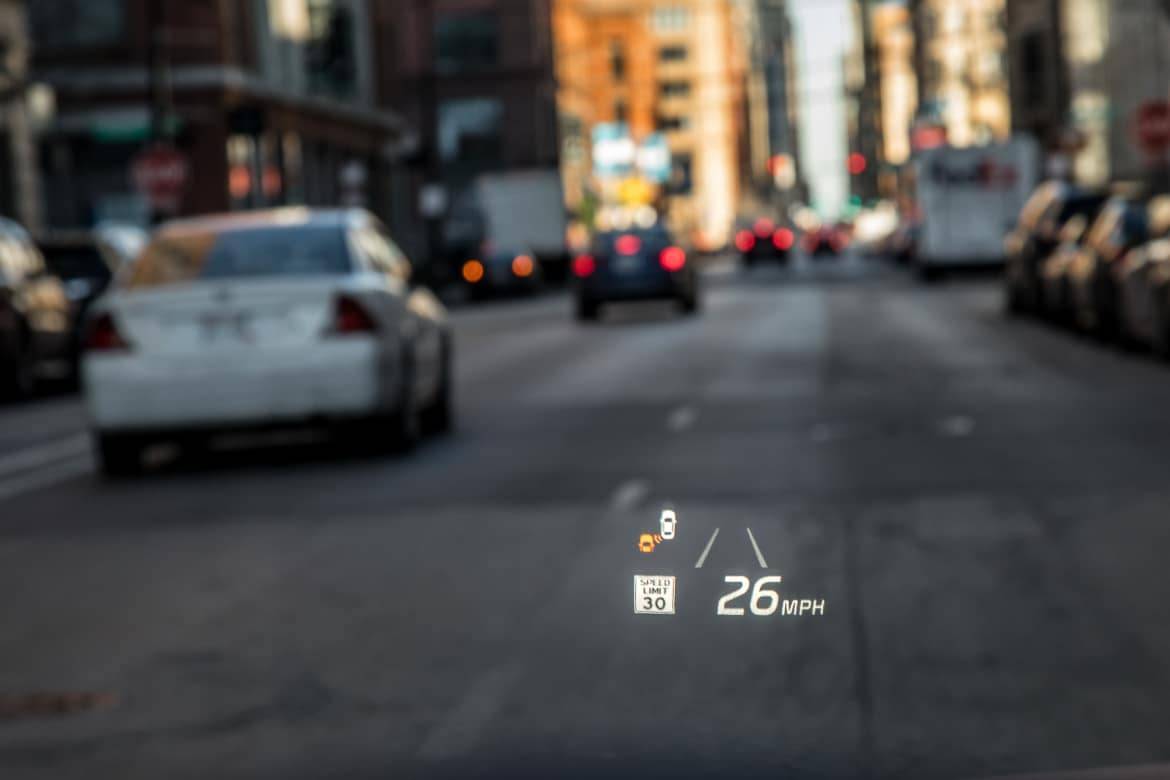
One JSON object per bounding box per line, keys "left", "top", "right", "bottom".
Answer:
{"left": 659, "top": 246, "right": 686, "bottom": 272}
{"left": 332, "top": 295, "right": 377, "bottom": 334}
{"left": 754, "top": 218, "right": 775, "bottom": 238}
{"left": 572, "top": 254, "right": 596, "bottom": 278}
{"left": 616, "top": 235, "right": 642, "bottom": 255}
{"left": 83, "top": 312, "right": 130, "bottom": 352}
{"left": 773, "top": 228, "right": 794, "bottom": 250}
{"left": 735, "top": 230, "right": 756, "bottom": 252}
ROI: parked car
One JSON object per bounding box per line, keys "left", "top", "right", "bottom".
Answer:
{"left": 38, "top": 225, "right": 148, "bottom": 366}
{"left": 571, "top": 226, "right": 699, "bottom": 321}
{"left": 1004, "top": 182, "right": 1108, "bottom": 314}
{"left": 1066, "top": 195, "right": 1170, "bottom": 338}
{"left": 735, "top": 218, "right": 795, "bottom": 266}
{"left": 1118, "top": 239, "right": 1170, "bottom": 354}
{"left": 461, "top": 245, "right": 543, "bottom": 298}
{"left": 0, "top": 218, "right": 74, "bottom": 398}
{"left": 81, "top": 208, "right": 452, "bottom": 476}
{"left": 1038, "top": 213, "right": 1094, "bottom": 323}
{"left": 1116, "top": 200, "right": 1170, "bottom": 354}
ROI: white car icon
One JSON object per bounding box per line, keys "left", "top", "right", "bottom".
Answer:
{"left": 659, "top": 509, "right": 677, "bottom": 540}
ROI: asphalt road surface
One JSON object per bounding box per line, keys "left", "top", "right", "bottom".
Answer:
{"left": 4, "top": 253, "right": 1170, "bottom": 779}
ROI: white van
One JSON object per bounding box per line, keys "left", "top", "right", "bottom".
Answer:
{"left": 913, "top": 138, "right": 1039, "bottom": 279}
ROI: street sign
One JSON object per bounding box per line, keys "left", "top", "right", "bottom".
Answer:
{"left": 592, "top": 123, "right": 635, "bottom": 178}
{"left": 636, "top": 133, "right": 671, "bottom": 183}
{"left": 1134, "top": 102, "right": 1170, "bottom": 156}
{"left": 131, "top": 143, "right": 188, "bottom": 214}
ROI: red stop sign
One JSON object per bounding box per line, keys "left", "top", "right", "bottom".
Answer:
{"left": 132, "top": 144, "right": 188, "bottom": 213}
{"left": 1134, "top": 102, "right": 1170, "bottom": 156}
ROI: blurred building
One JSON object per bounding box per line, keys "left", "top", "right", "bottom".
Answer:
{"left": 553, "top": 0, "right": 657, "bottom": 213}
{"left": 1003, "top": 0, "right": 1170, "bottom": 189}
{"left": 554, "top": 0, "right": 750, "bottom": 250}
{"left": 873, "top": 1, "right": 917, "bottom": 169}
{"left": 844, "top": 0, "right": 882, "bottom": 202}
{"left": 755, "top": 0, "right": 805, "bottom": 206}
{"left": 908, "top": 0, "right": 1011, "bottom": 147}
{"left": 1005, "top": 0, "right": 1068, "bottom": 154}
{"left": 31, "top": 0, "right": 409, "bottom": 232}
{"left": 0, "top": 0, "right": 42, "bottom": 232}
{"left": 382, "top": 0, "right": 560, "bottom": 266}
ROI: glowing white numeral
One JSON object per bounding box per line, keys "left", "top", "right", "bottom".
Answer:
{"left": 749, "top": 576, "right": 784, "bottom": 616}
{"left": 716, "top": 575, "right": 750, "bottom": 615}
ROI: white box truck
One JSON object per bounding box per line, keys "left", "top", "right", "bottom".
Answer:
{"left": 474, "top": 169, "right": 568, "bottom": 269}
{"left": 913, "top": 138, "right": 1039, "bottom": 279}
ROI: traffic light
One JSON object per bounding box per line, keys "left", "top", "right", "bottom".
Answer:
{"left": 847, "top": 153, "right": 868, "bottom": 176}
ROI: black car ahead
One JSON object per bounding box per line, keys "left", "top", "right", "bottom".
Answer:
{"left": 735, "top": 218, "right": 795, "bottom": 266}
{"left": 0, "top": 219, "right": 74, "bottom": 398}
{"left": 571, "top": 227, "right": 699, "bottom": 321}
{"left": 38, "top": 227, "right": 146, "bottom": 369}
{"left": 1004, "top": 181, "right": 1108, "bottom": 314}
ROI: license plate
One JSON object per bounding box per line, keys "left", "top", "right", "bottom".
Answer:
{"left": 613, "top": 256, "right": 642, "bottom": 274}
{"left": 200, "top": 312, "right": 254, "bottom": 342}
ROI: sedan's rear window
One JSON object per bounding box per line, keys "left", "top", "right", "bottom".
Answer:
{"left": 124, "top": 226, "right": 351, "bottom": 289}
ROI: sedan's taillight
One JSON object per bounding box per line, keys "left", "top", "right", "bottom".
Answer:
{"left": 773, "top": 228, "right": 795, "bottom": 250}
{"left": 659, "top": 246, "right": 687, "bottom": 272}
{"left": 572, "top": 254, "right": 596, "bottom": 278}
{"left": 83, "top": 312, "right": 131, "bottom": 352}
{"left": 735, "top": 231, "right": 756, "bottom": 252}
{"left": 331, "top": 295, "right": 378, "bottom": 334}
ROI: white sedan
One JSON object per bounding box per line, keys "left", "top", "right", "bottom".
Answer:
{"left": 82, "top": 208, "right": 452, "bottom": 476}
{"left": 659, "top": 509, "right": 677, "bottom": 540}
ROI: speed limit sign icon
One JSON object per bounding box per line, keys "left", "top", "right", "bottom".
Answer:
{"left": 634, "top": 575, "right": 676, "bottom": 615}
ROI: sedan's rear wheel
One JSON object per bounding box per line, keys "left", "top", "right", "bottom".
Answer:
{"left": 422, "top": 337, "right": 454, "bottom": 435}
{"left": 95, "top": 432, "right": 143, "bottom": 478}
{"left": 389, "top": 355, "right": 422, "bottom": 452}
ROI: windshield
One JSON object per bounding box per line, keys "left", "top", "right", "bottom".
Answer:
{"left": 10, "top": 2, "right": 1170, "bottom": 780}
{"left": 123, "top": 226, "right": 351, "bottom": 288}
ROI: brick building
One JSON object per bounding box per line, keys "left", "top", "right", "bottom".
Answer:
{"left": 31, "top": 0, "right": 409, "bottom": 233}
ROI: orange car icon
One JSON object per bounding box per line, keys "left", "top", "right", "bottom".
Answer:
{"left": 638, "top": 533, "right": 657, "bottom": 554}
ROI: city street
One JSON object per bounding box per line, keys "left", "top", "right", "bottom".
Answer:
{"left": 5, "top": 254, "right": 1170, "bottom": 779}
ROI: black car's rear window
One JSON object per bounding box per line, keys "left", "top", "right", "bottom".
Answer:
{"left": 124, "top": 225, "right": 351, "bottom": 289}
{"left": 596, "top": 228, "right": 673, "bottom": 252}
{"left": 40, "top": 244, "right": 111, "bottom": 281}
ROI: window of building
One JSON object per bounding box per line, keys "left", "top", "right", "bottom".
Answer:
{"left": 28, "top": 0, "right": 126, "bottom": 48}
{"left": 435, "top": 11, "right": 500, "bottom": 73}
{"left": 659, "top": 45, "right": 688, "bottom": 63}
{"left": 439, "top": 98, "right": 504, "bottom": 165}
{"left": 306, "top": 0, "right": 358, "bottom": 98}
{"left": 652, "top": 7, "right": 690, "bottom": 33}
{"left": 657, "top": 115, "right": 691, "bottom": 133}
{"left": 667, "top": 153, "right": 693, "bottom": 194}
{"left": 610, "top": 40, "right": 626, "bottom": 81}
{"left": 660, "top": 81, "right": 691, "bottom": 98}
